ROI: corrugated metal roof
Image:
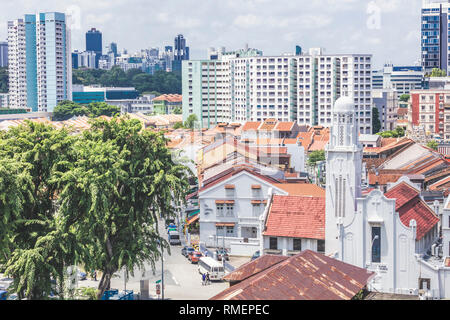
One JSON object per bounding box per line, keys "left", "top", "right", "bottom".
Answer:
{"left": 211, "top": 250, "right": 375, "bottom": 300}
{"left": 223, "top": 255, "right": 288, "bottom": 282}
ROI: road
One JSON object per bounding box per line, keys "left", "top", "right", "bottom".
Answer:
{"left": 79, "top": 218, "right": 231, "bottom": 300}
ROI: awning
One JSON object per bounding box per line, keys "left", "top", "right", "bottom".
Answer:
{"left": 251, "top": 200, "right": 267, "bottom": 205}
{"left": 187, "top": 214, "right": 199, "bottom": 225}
{"left": 216, "top": 223, "right": 235, "bottom": 227}
{"left": 251, "top": 184, "right": 262, "bottom": 189}
{"left": 216, "top": 200, "right": 235, "bottom": 204}
{"left": 188, "top": 209, "right": 200, "bottom": 217}
{"left": 225, "top": 184, "right": 235, "bottom": 189}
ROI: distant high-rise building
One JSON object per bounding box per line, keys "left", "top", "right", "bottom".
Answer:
{"left": 0, "top": 42, "right": 7, "bottom": 67}
{"left": 109, "top": 42, "right": 118, "bottom": 57}
{"left": 183, "top": 47, "right": 373, "bottom": 133}
{"left": 8, "top": 12, "right": 72, "bottom": 112}
{"left": 173, "top": 34, "right": 189, "bottom": 73}
{"left": 372, "top": 64, "right": 424, "bottom": 97}
{"left": 86, "top": 28, "right": 102, "bottom": 68}
{"left": 421, "top": 0, "right": 450, "bottom": 74}
{"left": 295, "top": 45, "right": 302, "bottom": 56}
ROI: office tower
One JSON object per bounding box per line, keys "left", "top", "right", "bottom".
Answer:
{"left": 86, "top": 28, "right": 102, "bottom": 54}
{"left": 86, "top": 28, "right": 102, "bottom": 68}
{"left": 0, "top": 42, "right": 8, "bottom": 67}
{"left": 183, "top": 47, "right": 372, "bottom": 134}
{"left": 165, "top": 46, "right": 173, "bottom": 53}
{"left": 149, "top": 48, "right": 159, "bottom": 57}
{"left": 8, "top": 12, "right": 72, "bottom": 112}
{"left": 421, "top": 0, "right": 450, "bottom": 74}
{"left": 173, "top": 34, "right": 189, "bottom": 73}
{"left": 109, "top": 42, "right": 118, "bottom": 57}
{"left": 295, "top": 45, "right": 302, "bottom": 56}
{"left": 372, "top": 64, "right": 424, "bottom": 97}
{"left": 72, "top": 51, "right": 79, "bottom": 69}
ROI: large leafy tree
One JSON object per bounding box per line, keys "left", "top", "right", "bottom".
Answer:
{"left": 53, "top": 101, "right": 120, "bottom": 121}
{"left": 0, "top": 122, "right": 80, "bottom": 299}
{"left": 56, "top": 117, "right": 193, "bottom": 299}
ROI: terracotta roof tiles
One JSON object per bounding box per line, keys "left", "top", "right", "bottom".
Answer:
{"left": 264, "top": 195, "right": 325, "bottom": 239}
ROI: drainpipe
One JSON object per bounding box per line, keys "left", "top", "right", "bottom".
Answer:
{"left": 260, "top": 188, "right": 274, "bottom": 256}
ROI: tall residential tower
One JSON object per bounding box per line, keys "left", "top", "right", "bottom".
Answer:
{"left": 8, "top": 12, "right": 72, "bottom": 112}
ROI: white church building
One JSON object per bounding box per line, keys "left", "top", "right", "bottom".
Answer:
{"left": 325, "top": 96, "right": 450, "bottom": 299}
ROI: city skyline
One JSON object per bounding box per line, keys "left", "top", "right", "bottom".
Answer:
{"left": 0, "top": 0, "right": 423, "bottom": 69}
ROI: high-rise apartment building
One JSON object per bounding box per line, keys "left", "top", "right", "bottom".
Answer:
{"left": 183, "top": 47, "right": 373, "bottom": 134}
{"left": 421, "top": 0, "right": 450, "bottom": 74}
{"left": 0, "top": 42, "right": 7, "bottom": 67}
{"left": 8, "top": 12, "right": 72, "bottom": 112}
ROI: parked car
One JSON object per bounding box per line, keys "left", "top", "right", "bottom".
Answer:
{"left": 251, "top": 250, "right": 260, "bottom": 261}
{"left": 181, "top": 246, "right": 195, "bottom": 257}
{"left": 215, "top": 248, "right": 229, "bottom": 261}
{"left": 78, "top": 271, "right": 87, "bottom": 281}
{"left": 189, "top": 251, "right": 203, "bottom": 264}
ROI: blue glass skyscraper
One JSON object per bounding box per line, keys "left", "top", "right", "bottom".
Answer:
{"left": 421, "top": 0, "right": 450, "bottom": 74}
{"left": 86, "top": 28, "right": 102, "bottom": 68}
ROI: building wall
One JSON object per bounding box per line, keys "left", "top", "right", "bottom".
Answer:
{"left": 198, "top": 171, "right": 288, "bottom": 250}
{"left": 410, "top": 89, "right": 450, "bottom": 141}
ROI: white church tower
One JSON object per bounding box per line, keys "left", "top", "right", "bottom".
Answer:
{"left": 325, "top": 96, "right": 363, "bottom": 260}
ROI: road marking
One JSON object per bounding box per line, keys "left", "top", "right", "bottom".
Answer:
{"left": 172, "top": 276, "right": 179, "bottom": 286}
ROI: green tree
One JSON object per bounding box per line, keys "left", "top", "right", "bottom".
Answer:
{"left": 427, "top": 140, "right": 439, "bottom": 150}
{"left": 372, "top": 107, "right": 382, "bottom": 134}
{"left": 399, "top": 94, "right": 410, "bottom": 103}
{"left": 430, "top": 68, "right": 447, "bottom": 77}
{"left": 87, "top": 102, "right": 120, "bottom": 117}
{"left": 184, "top": 114, "right": 199, "bottom": 130}
{"left": 0, "top": 122, "right": 80, "bottom": 299}
{"left": 173, "top": 121, "right": 184, "bottom": 129}
{"left": 307, "top": 150, "right": 326, "bottom": 166}
{"left": 57, "top": 118, "right": 193, "bottom": 299}
{"left": 173, "top": 106, "right": 182, "bottom": 115}
{"left": 53, "top": 100, "right": 89, "bottom": 121}
{"left": 0, "top": 67, "right": 8, "bottom": 93}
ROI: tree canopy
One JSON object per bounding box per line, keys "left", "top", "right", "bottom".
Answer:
{"left": 307, "top": 150, "right": 326, "bottom": 166}
{"left": 376, "top": 126, "right": 406, "bottom": 138}
{"left": 53, "top": 100, "right": 120, "bottom": 121}
{"left": 426, "top": 140, "right": 438, "bottom": 151}
{"left": 0, "top": 118, "right": 193, "bottom": 300}
{"left": 72, "top": 67, "right": 181, "bottom": 95}
{"left": 399, "top": 94, "right": 410, "bottom": 103}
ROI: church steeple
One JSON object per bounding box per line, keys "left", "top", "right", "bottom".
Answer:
{"left": 325, "top": 96, "right": 363, "bottom": 259}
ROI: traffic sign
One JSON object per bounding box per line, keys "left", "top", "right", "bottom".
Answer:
{"left": 156, "top": 280, "right": 161, "bottom": 284}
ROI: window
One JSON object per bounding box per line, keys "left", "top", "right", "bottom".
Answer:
{"left": 372, "top": 227, "right": 381, "bottom": 263}
{"left": 317, "top": 240, "right": 325, "bottom": 253}
{"left": 226, "top": 204, "right": 234, "bottom": 217}
{"left": 269, "top": 237, "right": 278, "bottom": 250}
{"left": 252, "top": 204, "right": 262, "bottom": 217}
{"left": 216, "top": 204, "right": 224, "bottom": 217}
{"left": 293, "top": 239, "right": 302, "bottom": 251}
{"left": 226, "top": 226, "right": 235, "bottom": 236}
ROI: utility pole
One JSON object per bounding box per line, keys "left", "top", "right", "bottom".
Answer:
{"left": 161, "top": 240, "right": 164, "bottom": 300}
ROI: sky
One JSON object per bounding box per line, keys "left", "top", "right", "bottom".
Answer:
{"left": 0, "top": 0, "right": 425, "bottom": 69}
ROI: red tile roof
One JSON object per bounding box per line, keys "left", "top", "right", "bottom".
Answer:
{"left": 242, "top": 122, "right": 261, "bottom": 131}
{"left": 264, "top": 196, "right": 325, "bottom": 239}
{"left": 210, "top": 250, "right": 375, "bottom": 300}
{"left": 274, "top": 183, "right": 325, "bottom": 197}
{"left": 274, "top": 122, "right": 295, "bottom": 132}
{"left": 152, "top": 94, "right": 182, "bottom": 102}
{"left": 223, "top": 255, "right": 288, "bottom": 282}
{"left": 385, "top": 182, "right": 439, "bottom": 240}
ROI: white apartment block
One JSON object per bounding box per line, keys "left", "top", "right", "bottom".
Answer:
{"left": 183, "top": 48, "right": 373, "bottom": 134}
{"left": 8, "top": 13, "right": 72, "bottom": 112}
{"left": 7, "top": 19, "right": 27, "bottom": 109}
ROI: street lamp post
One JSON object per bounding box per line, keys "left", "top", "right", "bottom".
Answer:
{"left": 161, "top": 240, "right": 164, "bottom": 300}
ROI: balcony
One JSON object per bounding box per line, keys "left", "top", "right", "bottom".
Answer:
{"left": 264, "top": 249, "right": 282, "bottom": 255}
